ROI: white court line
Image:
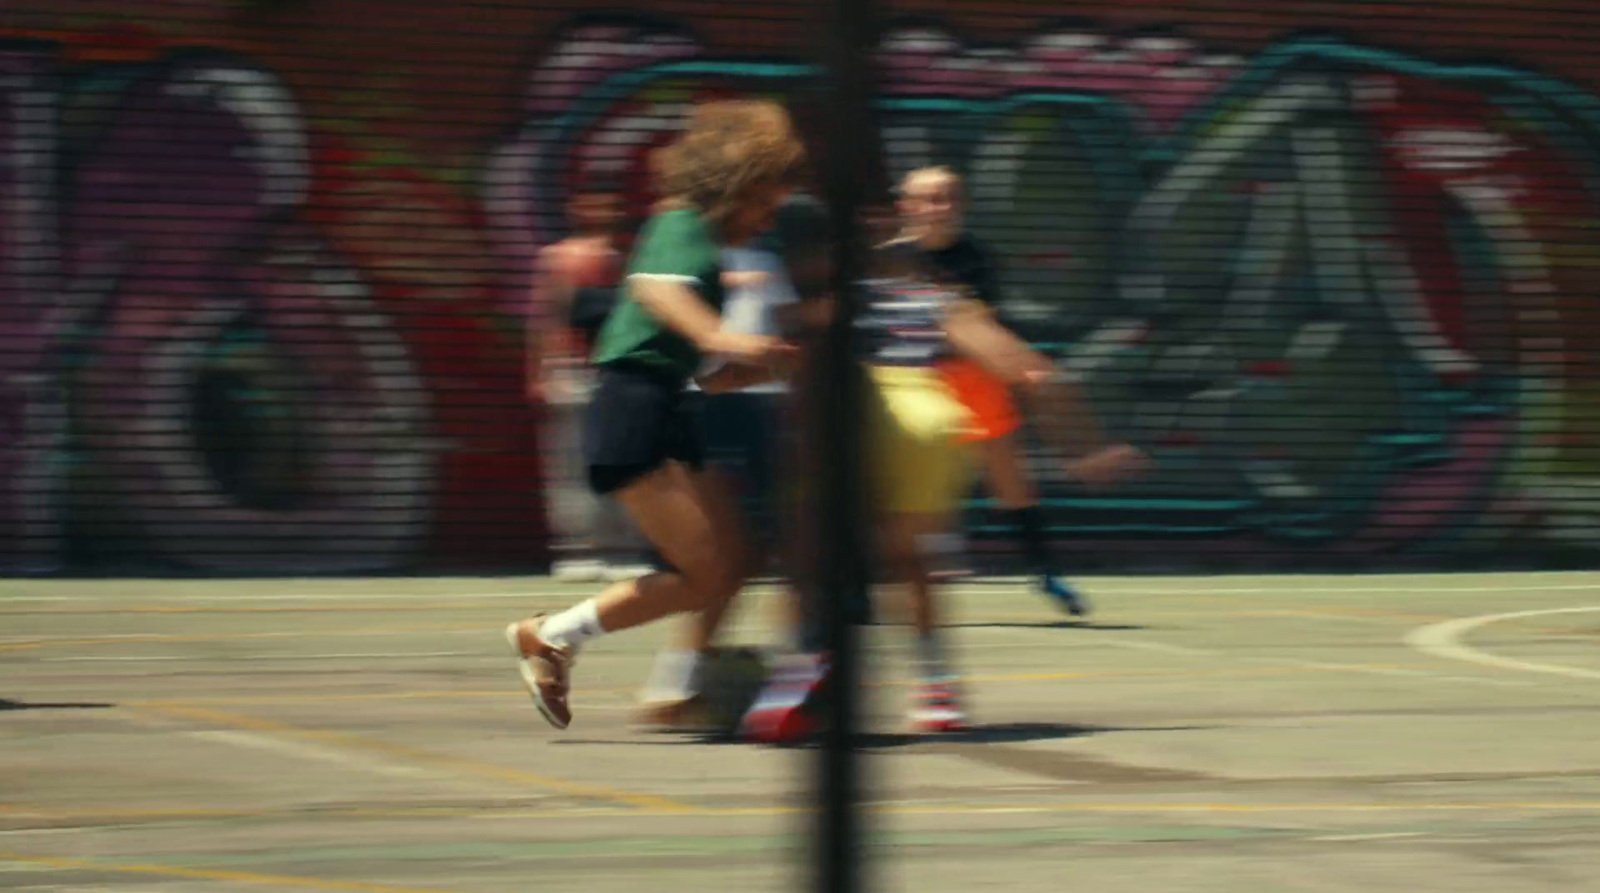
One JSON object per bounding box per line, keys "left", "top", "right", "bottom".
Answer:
{"left": 45, "top": 651, "right": 480, "bottom": 663}
{"left": 0, "top": 589, "right": 575, "bottom": 604}
{"left": 187, "top": 730, "right": 439, "bottom": 779}
{"left": 2, "top": 629, "right": 495, "bottom": 644}
{"left": 1405, "top": 606, "right": 1600, "bottom": 682}
{"left": 1312, "top": 832, "right": 1427, "bottom": 842}
{"left": 1098, "top": 639, "right": 1219, "bottom": 657}
{"left": 4, "top": 575, "right": 1600, "bottom": 603}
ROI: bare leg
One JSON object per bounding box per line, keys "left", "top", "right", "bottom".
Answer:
{"left": 980, "top": 434, "right": 1035, "bottom": 510}
{"left": 977, "top": 433, "right": 1084, "bottom": 612}
{"left": 677, "top": 467, "right": 750, "bottom": 652}
{"left": 880, "top": 511, "right": 951, "bottom": 639}
{"left": 589, "top": 461, "right": 741, "bottom": 635}
{"left": 881, "top": 509, "right": 968, "bottom": 732}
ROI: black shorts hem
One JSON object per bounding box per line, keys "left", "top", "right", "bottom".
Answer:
{"left": 587, "top": 457, "right": 704, "bottom": 496}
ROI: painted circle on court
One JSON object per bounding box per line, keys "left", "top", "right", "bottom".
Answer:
{"left": 1405, "top": 606, "right": 1600, "bottom": 681}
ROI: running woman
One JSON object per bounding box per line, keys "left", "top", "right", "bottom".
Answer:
{"left": 744, "top": 240, "right": 1149, "bottom": 739}
{"left": 505, "top": 99, "right": 805, "bottom": 731}
{"left": 897, "top": 166, "right": 1091, "bottom": 615}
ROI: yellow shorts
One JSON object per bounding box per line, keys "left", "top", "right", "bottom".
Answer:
{"left": 867, "top": 365, "right": 975, "bottom": 517}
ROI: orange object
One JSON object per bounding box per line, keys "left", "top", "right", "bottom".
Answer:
{"left": 939, "top": 357, "right": 1022, "bottom": 443}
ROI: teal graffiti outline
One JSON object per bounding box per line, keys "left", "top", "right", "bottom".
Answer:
{"left": 527, "top": 38, "right": 1593, "bottom": 550}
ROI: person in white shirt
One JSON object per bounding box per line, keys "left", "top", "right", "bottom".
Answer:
{"left": 697, "top": 238, "right": 800, "bottom": 566}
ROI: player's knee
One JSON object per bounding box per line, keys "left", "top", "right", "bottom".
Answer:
{"left": 673, "top": 549, "right": 732, "bottom": 609}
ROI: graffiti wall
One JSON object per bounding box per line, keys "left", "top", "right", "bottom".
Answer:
{"left": 0, "top": 29, "right": 544, "bottom": 574}
{"left": 3, "top": 6, "right": 1600, "bottom": 573}
{"left": 489, "top": 19, "right": 1600, "bottom": 567}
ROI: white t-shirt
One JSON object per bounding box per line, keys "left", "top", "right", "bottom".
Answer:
{"left": 692, "top": 246, "right": 800, "bottom": 395}
{"left": 721, "top": 246, "right": 798, "bottom": 336}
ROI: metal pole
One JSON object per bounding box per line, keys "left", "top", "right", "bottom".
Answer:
{"left": 814, "top": 0, "right": 880, "bottom": 889}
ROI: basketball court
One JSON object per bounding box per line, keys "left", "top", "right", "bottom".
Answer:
{"left": 3, "top": 572, "right": 1598, "bottom": 891}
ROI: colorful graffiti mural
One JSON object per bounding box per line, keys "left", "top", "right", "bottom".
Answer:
{"left": 3, "top": 15, "right": 1599, "bottom": 574}
{"left": 488, "top": 20, "right": 1600, "bottom": 563}
{"left": 0, "top": 30, "right": 543, "bottom": 574}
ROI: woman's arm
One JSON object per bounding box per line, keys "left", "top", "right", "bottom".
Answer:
{"left": 941, "top": 297, "right": 1052, "bottom": 386}
{"left": 526, "top": 247, "right": 574, "bottom": 401}
{"left": 628, "top": 275, "right": 732, "bottom": 352}
{"left": 630, "top": 275, "right": 797, "bottom": 369}
{"left": 940, "top": 297, "right": 1132, "bottom": 466}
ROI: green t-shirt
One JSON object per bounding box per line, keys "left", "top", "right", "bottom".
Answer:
{"left": 590, "top": 208, "right": 724, "bottom": 381}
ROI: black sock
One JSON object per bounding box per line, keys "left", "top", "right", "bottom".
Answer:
{"left": 1006, "top": 506, "right": 1054, "bottom": 576}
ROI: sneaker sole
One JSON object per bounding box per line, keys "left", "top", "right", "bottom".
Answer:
{"left": 503, "top": 622, "right": 569, "bottom": 730}
{"left": 743, "top": 704, "right": 819, "bottom": 744}
{"left": 741, "top": 663, "right": 831, "bottom": 745}
{"left": 911, "top": 715, "right": 969, "bottom": 734}
{"left": 1043, "top": 583, "right": 1090, "bottom": 617}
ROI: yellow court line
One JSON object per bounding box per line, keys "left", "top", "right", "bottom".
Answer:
{"left": 136, "top": 703, "right": 696, "bottom": 814}
{"left": 0, "top": 851, "right": 464, "bottom": 893}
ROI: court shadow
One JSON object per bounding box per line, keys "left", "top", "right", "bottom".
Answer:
{"left": 860, "top": 721, "right": 1105, "bottom": 750}
{"left": 0, "top": 698, "right": 114, "bottom": 711}
{"left": 556, "top": 721, "right": 1186, "bottom": 750}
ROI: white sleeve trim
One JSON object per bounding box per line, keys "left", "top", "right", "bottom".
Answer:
{"left": 626, "top": 273, "right": 703, "bottom": 285}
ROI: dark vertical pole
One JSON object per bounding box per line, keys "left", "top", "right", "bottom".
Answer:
{"left": 814, "top": 0, "right": 880, "bottom": 889}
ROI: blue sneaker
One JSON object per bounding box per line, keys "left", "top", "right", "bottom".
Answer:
{"left": 1040, "top": 575, "right": 1089, "bottom": 617}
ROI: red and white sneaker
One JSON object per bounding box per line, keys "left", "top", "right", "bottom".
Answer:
{"left": 908, "top": 679, "right": 968, "bottom": 734}
{"left": 503, "top": 616, "right": 575, "bottom": 730}
{"left": 740, "top": 652, "right": 829, "bottom": 745}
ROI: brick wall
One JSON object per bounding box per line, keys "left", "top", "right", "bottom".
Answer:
{"left": 3, "top": 0, "right": 1598, "bottom": 574}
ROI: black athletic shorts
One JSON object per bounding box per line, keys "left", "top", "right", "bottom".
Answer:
{"left": 697, "top": 390, "right": 783, "bottom": 538}
{"left": 583, "top": 362, "right": 703, "bottom": 496}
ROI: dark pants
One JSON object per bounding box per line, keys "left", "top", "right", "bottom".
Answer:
{"left": 697, "top": 390, "right": 784, "bottom": 547}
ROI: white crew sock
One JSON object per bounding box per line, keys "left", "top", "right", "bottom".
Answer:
{"left": 638, "top": 649, "right": 707, "bottom": 702}
{"left": 539, "top": 599, "right": 605, "bottom": 652}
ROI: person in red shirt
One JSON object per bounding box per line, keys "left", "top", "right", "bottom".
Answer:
{"left": 527, "top": 181, "right": 651, "bottom": 583}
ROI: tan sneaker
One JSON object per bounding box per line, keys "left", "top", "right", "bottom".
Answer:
{"left": 633, "top": 694, "right": 711, "bottom": 733}
{"left": 503, "top": 616, "right": 574, "bottom": 730}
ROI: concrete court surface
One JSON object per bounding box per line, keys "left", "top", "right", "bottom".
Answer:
{"left": 2, "top": 573, "right": 1599, "bottom": 892}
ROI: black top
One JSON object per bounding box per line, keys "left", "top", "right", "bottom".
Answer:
{"left": 568, "top": 285, "right": 618, "bottom": 351}
{"left": 768, "top": 192, "right": 833, "bottom": 300}
{"left": 923, "top": 234, "right": 1000, "bottom": 306}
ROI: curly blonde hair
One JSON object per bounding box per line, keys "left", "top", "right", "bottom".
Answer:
{"left": 652, "top": 99, "right": 806, "bottom": 236}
